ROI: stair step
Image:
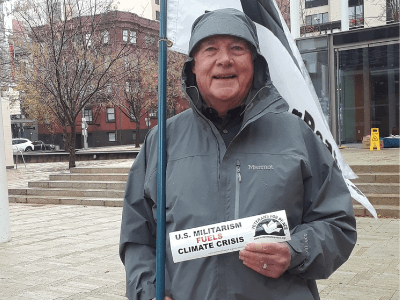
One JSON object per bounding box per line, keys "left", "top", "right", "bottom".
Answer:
{"left": 353, "top": 194, "right": 400, "bottom": 206}
{"left": 355, "top": 183, "right": 399, "bottom": 194}
{"left": 353, "top": 204, "right": 400, "bottom": 218}
{"left": 352, "top": 173, "right": 400, "bottom": 184}
{"left": 28, "top": 181, "right": 126, "bottom": 190}
{"left": 70, "top": 167, "right": 131, "bottom": 174}
{"left": 351, "top": 165, "right": 400, "bottom": 174}
{"left": 8, "top": 188, "right": 124, "bottom": 198}
{"left": 9, "top": 195, "right": 123, "bottom": 207}
{"left": 49, "top": 173, "right": 128, "bottom": 181}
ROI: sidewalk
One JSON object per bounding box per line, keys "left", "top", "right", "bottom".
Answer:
{"left": 2, "top": 146, "right": 399, "bottom": 299}
{"left": 0, "top": 204, "right": 398, "bottom": 300}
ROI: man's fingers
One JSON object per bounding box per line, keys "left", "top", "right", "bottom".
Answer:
{"left": 244, "top": 242, "right": 287, "bottom": 254}
{"left": 239, "top": 242, "right": 291, "bottom": 279}
{"left": 152, "top": 297, "right": 172, "bottom": 300}
{"left": 241, "top": 259, "right": 282, "bottom": 279}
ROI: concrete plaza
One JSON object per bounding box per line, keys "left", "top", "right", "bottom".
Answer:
{"left": 0, "top": 204, "right": 398, "bottom": 300}
{"left": 1, "top": 146, "right": 399, "bottom": 299}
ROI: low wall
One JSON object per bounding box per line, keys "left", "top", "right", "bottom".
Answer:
{"left": 13, "top": 150, "right": 139, "bottom": 164}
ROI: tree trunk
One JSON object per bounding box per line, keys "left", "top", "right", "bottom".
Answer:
{"left": 62, "top": 126, "right": 70, "bottom": 152}
{"left": 135, "top": 120, "right": 140, "bottom": 148}
{"left": 68, "top": 123, "right": 76, "bottom": 169}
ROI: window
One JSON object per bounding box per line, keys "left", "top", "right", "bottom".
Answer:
{"left": 75, "top": 34, "right": 83, "bottom": 44}
{"left": 155, "top": 0, "right": 159, "bottom": 4}
{"left": 149, "top": 110, "right": 158, "bottom": 118}
{"left": 156, "top": 10, "right": 160, "bottom": 21}
{"left": 306, "top": 13, "right": 329, "bottom": 26}
{"left": 122, "top": 29, "right": 128, "bottom": 42}
{"left": 106, "top": 107, "right": 115, "bottom": 122}
{"left": 106, "top": 83, "right": 112, "bottom": 94}
{"left": 305, "top": 0, "right": 328, "bottom": 9}
{"left": 108, "top": 132, "right": 116, "bottom": 142}
{"left": 84, "top": 108, "right": 93, "bottom": 123}
{"left": 145, "top": 35, "right": 156, "bottom": 46}
{"left": 124, "top": 57, "right": 129, "bottom": 69}
{"left": 85, "top": 33, "right": 92, "bottom": 47}
{"left": 102, "top": 30, "right": 109, "bottom": 44}
{"left": 125, "top": 81, "right": 131, "bottom": 92}
{"left": 386, "top": 0, "right": 399, "bottom": 23}
{"left": 123, "top": 29, "right": 136, "bottom": 43}
{"left": 130, "top": 30, "right": 137, "bottom": 44}
{"left": 349, "top": 0, "right": 364, "bottom": 27}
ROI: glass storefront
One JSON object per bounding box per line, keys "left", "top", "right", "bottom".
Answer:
{"left": 337, "top": 43, "right": 399, "bottom": 143}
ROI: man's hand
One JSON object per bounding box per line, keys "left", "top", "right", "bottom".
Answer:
{"left": 239, "top": 242, "right": 291, "bottom": 278}
{"left": 152, "top": 297, "right": 172, "bottom": 300}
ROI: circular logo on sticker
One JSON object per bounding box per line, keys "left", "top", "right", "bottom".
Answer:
{"left": 254, "top": 219, "right": 285, "bottom": 237}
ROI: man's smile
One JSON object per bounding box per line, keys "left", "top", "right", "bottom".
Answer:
{"left": 213, "top": 75, "right": 237, "bottom": 79}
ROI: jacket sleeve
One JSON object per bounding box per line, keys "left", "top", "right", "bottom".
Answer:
{"left": 286, "top": 120, "right": 357, "bottom": 279}
{"left": 119, "top": 139, "right": 157, "bottom": 300}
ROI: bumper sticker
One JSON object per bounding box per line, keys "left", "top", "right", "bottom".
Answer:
{"left": 170, "top": 210, "right": 291, "bottom": 263}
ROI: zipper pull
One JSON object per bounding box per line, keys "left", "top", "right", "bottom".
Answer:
{"left": 236, "top": 160, "right": 241, "bottom": 182}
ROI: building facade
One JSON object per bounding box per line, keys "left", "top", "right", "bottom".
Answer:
{"left": 10, "top": 9, "right": 188, "bottom": 150}
{"left": 296, "top": 0, "right": 399, "bottom": 144}
{"left": 33, "top": 11, "right": 189, "bottom": 149}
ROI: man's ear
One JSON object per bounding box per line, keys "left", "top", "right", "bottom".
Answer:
{"left": 191, "top": 60, "right": 196, "bottom": 75}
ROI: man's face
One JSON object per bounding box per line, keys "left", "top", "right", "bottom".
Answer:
{"left": 192, "top": 35, "right": 254, "bottom": 116}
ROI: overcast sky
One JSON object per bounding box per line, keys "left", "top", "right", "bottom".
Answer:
{"left": 2, "top": 0, "right": 153, "bottom": 33}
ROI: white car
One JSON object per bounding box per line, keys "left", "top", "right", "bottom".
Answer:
{"left": 12, "top": 138, "right": 34, "bottom": 152}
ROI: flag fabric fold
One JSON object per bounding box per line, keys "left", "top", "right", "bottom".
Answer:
{"left": 166, "top": 0, "right": 377, "bottom": 218}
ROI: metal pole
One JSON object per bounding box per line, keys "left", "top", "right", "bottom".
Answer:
{"left": 341, "top": 0, "right": 349, "bottom": 31}
{"left": 0, "top": 92, "right": 10, "bottom": 244}
{"left": 290, "top": 0, "right": 300, "bottom": 39}
{"left": 156, "top": 0, "right": 167, "bottom": 298}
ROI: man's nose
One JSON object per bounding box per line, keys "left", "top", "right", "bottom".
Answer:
{"left": 216, "top": 47, "right": 233, "bottom": 66}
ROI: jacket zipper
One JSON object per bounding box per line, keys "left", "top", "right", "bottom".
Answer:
{"left": 235, "top": 160, "right": 241, "bottom": 219}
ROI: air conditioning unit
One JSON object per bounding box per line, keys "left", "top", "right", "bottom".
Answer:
{"left": 149, "top": 112, "right": 157, "bottom": 117}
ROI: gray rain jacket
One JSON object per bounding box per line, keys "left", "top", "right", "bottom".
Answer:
{"left": 120, "top": 8, "right": 356, "bottom": 300}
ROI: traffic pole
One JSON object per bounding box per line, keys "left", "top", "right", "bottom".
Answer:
{"left": 156, "top": 0, "right": 167, "bottom": 298}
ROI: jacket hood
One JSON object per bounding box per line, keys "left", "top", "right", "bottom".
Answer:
{"left": 181, "top": 8, "right": 286, "bottom": 116}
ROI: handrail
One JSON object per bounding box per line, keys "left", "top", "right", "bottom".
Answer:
{"left": 14, "top": 149, "right": 26, "bottom": 169}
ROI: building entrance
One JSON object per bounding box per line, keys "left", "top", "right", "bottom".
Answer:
{"left": 337, "top": 43, "right": 399, "bottom": 143}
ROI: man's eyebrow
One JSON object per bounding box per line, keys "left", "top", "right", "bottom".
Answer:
{"left": 200, "top": 39, "right": 217, "bottom": 46}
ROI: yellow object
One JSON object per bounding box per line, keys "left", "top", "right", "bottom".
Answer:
{"left": 370, "top": 128, "right": 380, "bottom": 151}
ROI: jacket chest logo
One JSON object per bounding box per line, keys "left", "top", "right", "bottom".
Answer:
{"left": 248, "top": 165, "right": 274, "bottom": 170}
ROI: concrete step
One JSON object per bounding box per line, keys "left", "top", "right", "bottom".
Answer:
{"left": 353, "top": 194, "right": 400, "bottom": 206}
{"left": 28, "top": 181, "right": 126, "bottom": 190}
{"left": 8, "top": 188, "right": 124, "bottom": 198}
{"left": 9, "top": 195, "right": 123, "bottom": 207}
{"left": 353, "top": 204, "right": 400, "bottom": 218}
{"left": 352, "top": 173, "right": 400, "bottom": 184}
{"left": 355, "top": 183, "right": 399, "bottom": 194}
{"left": 351, "top": 165, "right": 400, "bottom": 174}
{"left": 49, "top": 173, "right": 128, "bottom": 182}
{"left": 70, "top": 167, "right": 131, "bottom": 174}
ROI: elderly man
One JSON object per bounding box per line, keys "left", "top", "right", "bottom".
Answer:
{"left": 120, "top": 8, "right": 356, "bottom": 300}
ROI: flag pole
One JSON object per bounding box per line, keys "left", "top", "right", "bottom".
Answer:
{"left": 156, "top": 0, "right": 167, "bottom": 298}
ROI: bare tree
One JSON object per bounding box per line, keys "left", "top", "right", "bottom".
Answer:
{"left": 114, "top": 46, "right": 158, "bottom": 147}
{"left": 369, "top": 0, "right": 400, "bottom": 24}
{"left": 0, "top": 0, "right": 14, "bottom": 86}
{"left": 12, "top": 0, "right": 136, "bottom": 168}
{"left": 275, "top": 0, "right": 290, "bottom": 28}
{"left": 165, "top": 50, "right": 187, "bottom": 118}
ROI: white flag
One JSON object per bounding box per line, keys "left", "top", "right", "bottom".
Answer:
{"left": 167, "top": 0, "right": 377, "bottom": 218}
